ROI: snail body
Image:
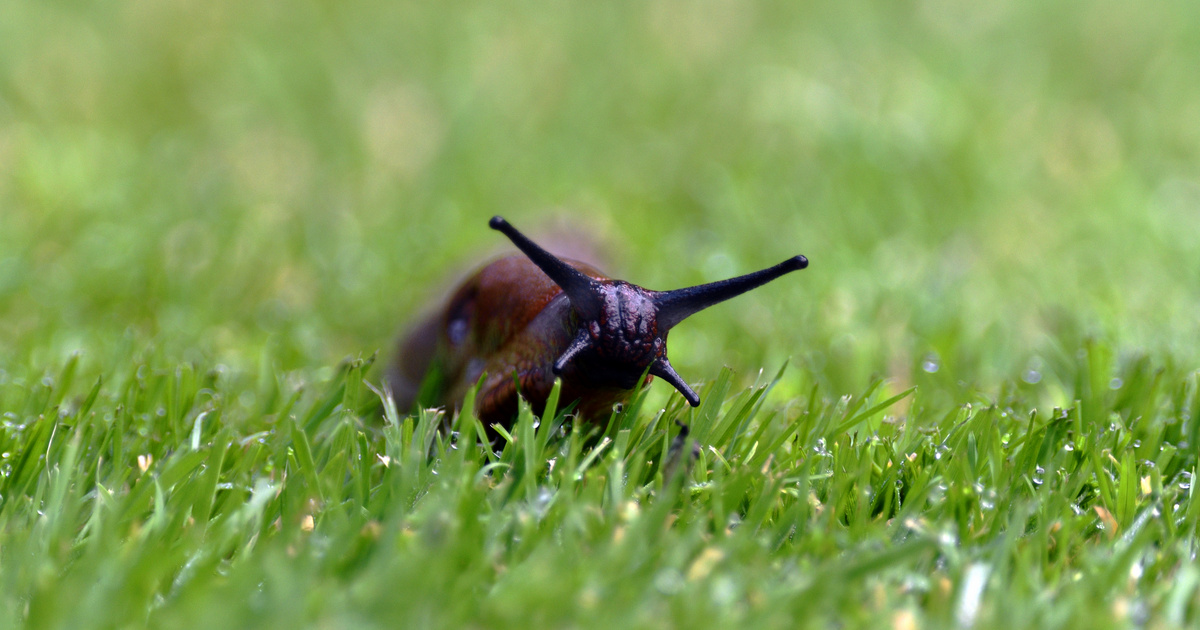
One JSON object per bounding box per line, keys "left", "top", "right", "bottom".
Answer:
{"left": 387, "top": 217, "right": 808, "bottom": 427}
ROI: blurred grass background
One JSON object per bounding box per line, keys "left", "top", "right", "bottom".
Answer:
{"left": 2, "top": 0, "right": 1199, "bottom": 394}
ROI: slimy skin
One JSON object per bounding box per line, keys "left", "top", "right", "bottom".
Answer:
{"left": 387, "top": 217, "right": 808, "bottom": 428}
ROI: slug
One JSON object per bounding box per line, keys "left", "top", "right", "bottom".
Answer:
{"left": 386, "top": 216, "right": 808, "bottom": 427}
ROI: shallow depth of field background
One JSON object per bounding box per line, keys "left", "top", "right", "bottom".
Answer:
{"left": 2, "top": 1, "right": 1200, "bottom": 627}
{"left": 4, "top": 0, "right": 1198, "bottom": 393}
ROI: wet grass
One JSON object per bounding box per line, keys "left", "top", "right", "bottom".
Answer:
{"left": 3, "top": 0, "right": 1200, "bottom": 627}
{"left": 1, "top": 347, "right": 1197, "bottom": 628}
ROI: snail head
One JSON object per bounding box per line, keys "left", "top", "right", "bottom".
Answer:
{"left": 488, "top": 216, "right": 808, "bottom": 407}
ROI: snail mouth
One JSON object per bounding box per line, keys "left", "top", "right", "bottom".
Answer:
{"left": 568, "top": 354, "right": 652, "bottom": 390}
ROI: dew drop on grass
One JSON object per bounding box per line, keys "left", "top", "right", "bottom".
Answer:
{"left": 1022, "top": 369, "right": 1042, "bottom": 384}
{"left": 1063, "top": 442, "right": 1075, "bottom": 452}
{"left": 922, "top": 354, "right": 940, "bottom": 374}
{"left": 1110, "top": 377, "right": 1124, "bottom": 390}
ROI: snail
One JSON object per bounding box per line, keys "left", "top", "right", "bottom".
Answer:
{"left": 386, "top": 216, "right": 808, "bottom": 427}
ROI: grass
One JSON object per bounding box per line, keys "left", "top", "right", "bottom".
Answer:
{"left": 1, "top": 347, "right": 1197, "bottom": 628}
{"left": 3, "top": 0, "right": 1200, "bottom": 627}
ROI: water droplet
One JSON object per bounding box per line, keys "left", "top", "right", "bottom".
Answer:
{"left": 1109, "top": 377, "right": 1124, "bottom": 390}
{"left": 922, "top": 354, "right": 940, "bottom": 374}
{"left": 1022, "top": 370, "right": 1042, "bottom": 384}
{"left": 1063, "top": 442, "right": 1075, "bottom": 452}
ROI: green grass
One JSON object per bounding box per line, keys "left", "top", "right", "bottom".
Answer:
{"left": 2, "top": 348, "right": 1198, "bottom": 628}
{"left": 3, "top": 0, "right": 1200, "bottom": 627}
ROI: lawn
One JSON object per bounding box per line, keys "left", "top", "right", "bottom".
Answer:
{"left": 2, "top": 0, "right": 1199, "bottom": 628}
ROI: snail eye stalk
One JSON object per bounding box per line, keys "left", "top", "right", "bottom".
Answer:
{"left": 489, "top": 216, "right": 603, "bottom": 319}
{"left": 652, "top": 255, "right": 808, "bottom": 331}
{"left": 489, "top": 216, "right": 808, "bottom": 408}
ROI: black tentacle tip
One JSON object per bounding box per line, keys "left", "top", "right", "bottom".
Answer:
{"left": 489, "top": 216, "right": 509, "bottom": 230}
{"left": 789, "top": 255, "right": 809, "bottom": 270}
